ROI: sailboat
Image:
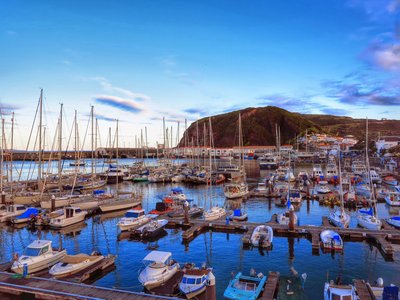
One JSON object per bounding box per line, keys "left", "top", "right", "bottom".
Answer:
{"left": 204, "top": 118, "right": 226, "bottom": 220}
{"left": 277, "top": 152, "right": 298, "bottom": 225}
{"left": 328, "top": 151, "right": 350, "bottom": 228}
{"left": 223, "top": 113, "right": 249, "bottom": 199}
{"left": 357, "top": 118, "right": 381, "bottom": 231}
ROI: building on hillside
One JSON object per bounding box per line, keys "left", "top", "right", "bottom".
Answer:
{"left": 375, "top": 136, "right": 400, "bottom": 153}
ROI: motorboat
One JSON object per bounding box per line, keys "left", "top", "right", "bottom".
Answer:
{"left": 102, "top": 165, "right": 128, "bottom": 184}
{"left": 224, "top": 182, "right": 249, "bottom": 199}
{"left": 328, "top": 209, "right": 350, "bottom": 229}
{"left": 168, "top": 205, "right": 204, "bottom": 219}
{"left": 254, "top": 182, "right": 268, "bottom": 194}
{"left": 325, "top": 164, "right": 338, "bottom": 181}
{"left": 179, "top": 267, "right": 215, "bottom": 299}
{"left": 368, "top": 170, "right": 382, "bottom": 184}
{"left": 11, "top": 240, "right": 67, "bottom": 275}
{"left": 11, "top": 207, "right": 41, "bottom": 224}
{"left": 287, "top": 189, "right": 302, "bottom": 204}
{"left": 383, "top": 176, "right": 398, "bottom": 186}
{"left": 229, "top": 209, "right": 248, "bottom": 221}
{"left": 357, "top": 207, "right": 382, "bottom": 230}
{"left": 316, "top": 181, "right": 331, "bottom": 194}
{"left": 138, "top": 251, "right": 180, "bottom": 290}
{"left": 385, "top": 192, "right": 400, "bottom": 206}
{"left": 165, "top": 187, "right": 187, "bottom": 203}
{"left": 324, "top": 281, "right": 357, "bottom": 300}
{"left": 367, "top": 278, "right": 399, "bottom": 300}
{"left": 49, "top": 206, "right": 87, "bottom": 229}
{"left": 351, "top": 161, "right": 367, "bottom": 176}
{"left": 355, "top": 183, "right": 371, "bottom": 198}
{"left": 224, "top": 272, "right": 267, "bottom": 300}
{"left": 0, "top": 204, "right": 27, "bottom": 222}
{"left": 117, "top": 209, "right": 156, "bottom": 231}
{"left": 49, "top": 252, "right": 104, "bottom": 278}
{"left": 258, "top": 155, "right": 278, "bottom": 170}
{"left": 251, "top": 225, "right": 273, "bottom": 248}
{"left": 320, "top": 230, "right": 343, "bottom": 250}
{"left": 204, "top": 206, "right": 226, "bottom": 221}
{"left": 387, "top": 216, "right": 400, "bottom": 228}
{"left": 133, "top": 219, "right": 168, "bottom": 238}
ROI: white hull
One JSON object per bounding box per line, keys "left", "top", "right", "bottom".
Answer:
{"left": 204, "top": 207, "right": 226, "bottom": 221}
{"left": 49, "top": 254, "right": 104, "bottom": 278}
{"left": 12, "top": 250, "right": 67, "bottom": 274}
{"left": 50, "top": 213, "right": 86, "bottom": 228}
{"left": 99, "top": 200, "right": 141, "bottom": 213}
{"left": 357, "top": 215, "right": 381, "bottom": 230}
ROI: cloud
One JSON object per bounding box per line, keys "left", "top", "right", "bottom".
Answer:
{"left": 363, "top": 42, "right": 400, "bottom": 71}
{"left": 183, "top": 108, "right": 208, "bottom": 116}
{"left": 347, "top": 0, "right": 398, "bottom": 20}
{"left": 95, "top": 95, "right": 143, "bottom": 113}
{"left": 92, "top": 77, "right": 150, "bottom": 102}
{"left": 0, "top": 103, "right": 20, "bottom": 115}
{"left": 319, "top": 107, "right": 350, "bottom": 116}
{"left": 94, "top": 113, "right": 116, "bottom": 122}
{"left": 323, "top": 79, "right": 400, "bottom": 106}
{"left": 257, "top": 94, "right": 317, "bottom": 113}
{"left": 387, "top": 0, "right": 400, "bottom": 13}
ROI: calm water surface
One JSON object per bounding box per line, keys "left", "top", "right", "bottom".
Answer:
{"left": 0, "top": 159, "right": 399, "bottom": 299}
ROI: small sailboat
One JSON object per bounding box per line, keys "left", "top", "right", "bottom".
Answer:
{"left": 49, "top": 252, "right": 104, "bottom": 278}
{"left": 204, "top": 206, "right": 226, "bottom": 221}
{"left": 11, "top": 207, "right": 41, "bottom": 224}
{"left": 49, "top": 206, "right": 87, "bottom": 229}
{"left": 11, "top": 240, "right": 67, "bottom": 275}
{"left": 116, "top": 209, "right": 155, "bottom": 232}
{"left": 277, "top": 206, "right": 298, "bottom": 226}
{"left": 224, "top": 272, "right": 267, "bottom": 300}
{"left": 251, "top": 225, "right": 273, "bottom": 248}
{"left": 133, "top": 219, "right": 168, "bottom": 238}
{"left": 138, "top": 251, "right": 180, "bottom": 290}
{"left": 179, "top": 267, "right": 215, "bottom": 299}
{"left": 320, "top": 230, "right": 343, "bottom": 251}
{"left": 324, "top": 281, "right": 357, "bottom": 300}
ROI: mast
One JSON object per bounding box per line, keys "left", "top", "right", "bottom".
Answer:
{"left": 338, "top": 149, "right": 344, "bottom": 213}
{"left": 184, "top": 119, "right": 188, "bottom": 157}
{"left": 116, "top": 119, "right": 119, "bottom": 196}
{"left": 58, "top": 104, "right": 63, "bottom": 192}
{"left": 145, "top": 126, "right": 148, "bottom": 160}
{"left": 10, "top": 112, "right": 14, "bottom": 194}
{"left": 91, "top": 106, "right": 94, "bottom": 178}
{"left": 108, "top": 127, "right": 111, "bottom": 159}
{"left": 163, "top": 117, "right": 166, "bottom": 157}
{"left": 38, "top": 89, "right": 43, "bottom": 182}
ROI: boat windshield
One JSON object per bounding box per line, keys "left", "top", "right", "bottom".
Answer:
{"left": 182, "top": 277, "right": 196, "bottom": 284}
{"left": 126, "top": 212, "right": 141, "bottom": 218}
{"left": 24, "top": 247, "right": 41, "bottom": 256}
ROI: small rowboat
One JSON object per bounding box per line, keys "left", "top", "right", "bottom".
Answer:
{"left": 320, "top": 230, "right": 343, "bottom": 250}
{"left": 49, "top": 252, "right": 104, "bottom": 278}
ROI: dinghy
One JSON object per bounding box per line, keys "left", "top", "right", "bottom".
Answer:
{"left": 116, "top": 209, "right": 156, "bottom": 231}
{"left": 320, "top": 230, "right": 343, "bottom": 250}
{"left": 11, "top": 240, "right": 66, "bottom": 275}
{"left": 204, "top": 206, "right": 226, "bottom": 221}
{"left": 49, "top": 252, "right": 104, "bottom": 278}
{"left": 224, "top": 272, "right": 267, "bottom": 300}
{"left": 138, "top": 251, "right": 180, "bottom": 290}
{"left": 251, "top": 225, "right": 273, "bottom": 248}
{"left": 133, "top": 219, "right": 168, "bottom": 238}
{"left": 229, "top": 209, "right": 248, "bottom": 221}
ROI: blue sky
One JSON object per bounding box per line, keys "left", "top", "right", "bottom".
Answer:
{"left": 0, "top": 0, "right": 399, "bottom": 148}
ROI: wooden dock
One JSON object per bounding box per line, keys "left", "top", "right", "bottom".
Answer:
{"left": 259, "top": 271, "right": 280, "bottom": 300}
{"left": 165, "top": 215, "right": 400, "bottom": 259}
{"left": 353, "top": 280, "right": 374, "bottom": 300}
{"left": 0, "top": 271, "right": 177, "bottom": 300}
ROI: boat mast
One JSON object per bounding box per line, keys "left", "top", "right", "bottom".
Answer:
{"left": 58, "top": 104, "right": 63, "bottom": 192}
{"left": 0, "top": 118, "right": 4, "bottom": 193}
{"left": 10, "top": 112, "right": 14, "bottom": 194}
{"left": 338, "top": 149, "right": 344, "bottom": 213}
{"left": 38, "top": 89, "right": 43, "bottom": 182}
{"left": 116, "top": 119, "right": 119, "bottom": 197}
{"left": 91, "top": 106, "right": 94, "bottom": 179}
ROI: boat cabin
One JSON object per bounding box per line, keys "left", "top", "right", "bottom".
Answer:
{"left": 65, "top": 207, "right": 83, "bottom": 218}
{"left": 142, "top": 250, "right": 173, "bottom": 267}
{"left": 24, "top": 240, "right": 52, "bottom": 257}
{"left": 7, "top": 205, "right": 26, "bottom": 213}
{"left": 125, "top": 209, "right": 145, "bottom": 218}
{"left": 326, "top": 285, "right": 355, "bottom": 300}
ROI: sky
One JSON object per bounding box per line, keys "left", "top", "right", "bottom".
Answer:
{"left": 0, "top": 0, "right": 399, "bottom": 149}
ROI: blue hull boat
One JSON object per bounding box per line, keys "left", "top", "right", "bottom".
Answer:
{"left": 224, "top": 272, "right": 267, "bottom": 300}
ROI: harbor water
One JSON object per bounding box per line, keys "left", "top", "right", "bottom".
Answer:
{"left": 0, "top": 159, "right": 399, "bottom": 299}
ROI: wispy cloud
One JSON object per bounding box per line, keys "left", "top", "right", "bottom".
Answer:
{"left": 363, "top": 42, "right": 400, "bottom": 71}
{"left": 183, "top": 108, "right": 208, "bottom": 116}
{"left": 92, "top": 77, "right": 150, "bottom": 102}
{"left": 257, "top": 94, "right": 317, "bottom": 113}
{"left": 0, "top": 103, "right": 20, "bottom": 115}
{"left": 94, "top": 113, "right": 116, "bottom": 122}
{"left": 319, "top": 107, "right": 350, "bottom": 116}
{"left": 95, "top": 95, "right": 143, "bottom": 113}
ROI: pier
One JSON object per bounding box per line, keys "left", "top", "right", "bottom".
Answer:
{"left": 0, "top": 271, "right": 176, "bottom": 300}
{"left": 164, "top": 215, "right": 400, "bottom": 260}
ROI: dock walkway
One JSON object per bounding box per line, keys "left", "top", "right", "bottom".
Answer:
{"left": 0, "top": 271, "right": 176, "bottom": 300}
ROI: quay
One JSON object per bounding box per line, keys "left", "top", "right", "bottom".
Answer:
{"left": 164, "top": 215, "right": 400, "bottom": 260}
{"left": 0, "top": 271, "right": 176, "bottom": 300}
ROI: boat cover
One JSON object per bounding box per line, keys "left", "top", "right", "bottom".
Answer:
{"left": 143, "top": 251, "right": 171, "bottom": 263}
{"left": 233, "top": 209, "right": 242, "bottom": 217}
{"left": 382, "top": 286, "right": 398, "bottom": 300}
{"left": 16, "top": 208, "right": 39, "bottom": 219}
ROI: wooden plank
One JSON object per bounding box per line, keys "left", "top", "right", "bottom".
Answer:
{"left": 354, "top": 279, "right": 374, "bottom": 300}
{"left": 259, "top": 271, "right": 279, "bottom": 300}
